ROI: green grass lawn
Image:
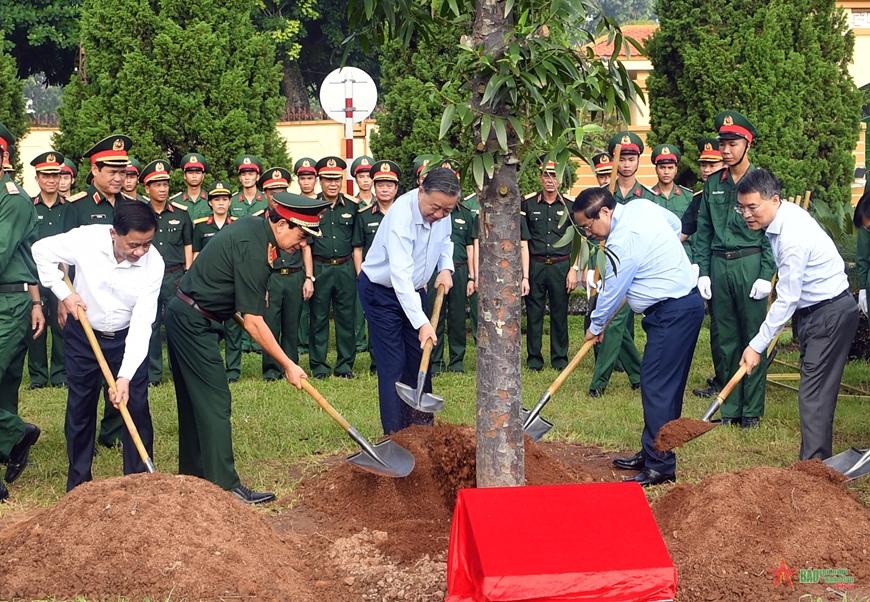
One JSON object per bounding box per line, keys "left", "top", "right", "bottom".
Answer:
{"left": 2, "top": 314, "right": 869, "bottom": 518}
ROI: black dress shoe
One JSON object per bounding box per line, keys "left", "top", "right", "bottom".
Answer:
{"left": 613, "top": 451, "right": 645, "bottom": 471}
{"left": 588, "top": 388, "right": 604, "bottom": 398}
{"left": 706, "top": 376, "right": 717, "bottom": 387}
{"left": 623, "top": 468, "right": 675, "bottom": 487}
{"left": 630, "top": 383, "right": 641, "bottom": 391}
{"left": 313, "top": 373, "right": 329, "bottom": 380}
{"left": 334, "top": 372, "right": 355, "bottom": 379}
{"left": 720, "top": 417, "right": 741, "bottom": 426}
{"left": 692, "top": 384, "right": 720, "bottom": 398}
{"left": 0, "top": 480, "right": 7, "bottom": 502}
{"left": 231, "top": 484, "right": 276, "bottom": 504}
{"left": 741, "top": 416, "right": 761, "bottom": 429}
{"left": 5, "top": 423, "right": 40, "bottom": 484}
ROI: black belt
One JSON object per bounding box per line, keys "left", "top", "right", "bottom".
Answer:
{"left": 530, "top": 254, "right": 570, "bottom": 265}
{"left": 274, "top": 267, "right": 302, "bottom": 275}
{"left": 165, "top": 264, "right": 185, "bottom": 274}
{"left": 92, "top": 327, "right": 129, "bottom": 340}
{"left": 314, "top": 255, "right": 351, "bottom": 265}
{"left": 794, "top": 290, "right": 851, "bottom": 320}
{"left": 0, "top": 283, "right": 30, "bottom": 293}
{"left": 176, "top": 290, "right": 220, "bottom": 322}
{"left": 712, "top": 247, "right": 761, "bottom": 260}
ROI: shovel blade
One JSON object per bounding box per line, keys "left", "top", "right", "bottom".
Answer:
{"left": 520, "top": 408, "right": 553, "bottom": 442}
{"left": 417, "top": 393, "right": 445, "bottom": 413}
{"left": 395, "top": 377, "right": 444, "bottom": 413}
{"left": 348, "top": 439, "right": 416, "bottom": 478}
{"left": 824, "top": 448, "right": 870, "bottom": 480}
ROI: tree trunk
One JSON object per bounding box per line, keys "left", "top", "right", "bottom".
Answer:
{"left": 474, "top": 0, "right": 523, "bottom": 488}
{"left": 281, "top": 61, "right": 310, "bottom": 117}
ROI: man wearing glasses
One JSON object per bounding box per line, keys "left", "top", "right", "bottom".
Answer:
{"left": 736, "top": 169, "right": 857, "bottom": 459}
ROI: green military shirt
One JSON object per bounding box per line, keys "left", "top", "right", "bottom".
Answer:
{"left": 693, "top": 165, "right": 776, "bottom": 279}
{"left": 0, "top": 174, "right": 39, "bottom": 284}
{"left": 312, "top": 194, "right": 356, "bottom": 258}
{"left": 651, "top": 184, "right": 693, "bottom": 218}
{"left": 463, "top": 193, "right": 481, "bottom": 242}
{"left": 681, "top": 190, "right": 703, "bottom": 237}
{"left": 32, "top": 194, "right": 67, "bottom": 240}
{"left": 170, "top": 190, "right": 212, "bottom": 222}
{"left": 520, "top": 192, "right": 575, "bottom": 257}
{"left": 450, "top": 204, "right": 476, "bottom": 264}
{"left": 180, "top": 216, "right": 275, "bottom": 320}
{"left": 857, "top": 227, "right": 870, "bottom": 297}
{"left": 613, "top": 179, "right": 657, "bottom": 204}
{"left": 352, "top": 202, "right": 387, "bottom": 258}
{"left": 192, "top": 216, "right": 234, "bottom": 253}
{"left": 62, "top": 185, "right": 131, "bottom": 232}
{"left": 263, "top": 210, "right": 302, "bottom": 270}
{"left": 153, "top": 203, "right": 192, "bottom": 268}
{"left": 229, "top": 190, "right": 268, "bottom": 219}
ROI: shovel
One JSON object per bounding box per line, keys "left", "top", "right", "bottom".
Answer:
{"left": 521, "top": 339, "right": 596, "bottom": 441}
{"left": 234, "top": 312, "right": 414, "bottom": 478}
{"left": 395, "top": 284, "right": 446, "bottom": 413}
{"left": 64, "top": 277, "right": 156, "bottom": 473}
{"left": 701, "top": 336, "right": 781, "bottom": 421}
{"left": 824, "top": 448, "right": 870, "bottom": 480}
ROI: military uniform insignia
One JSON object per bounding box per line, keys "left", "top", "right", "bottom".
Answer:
{"left": 600, "top": 155, "right": 610, "bottom": 164}
{"left": 113, "top": 139, "right": 125, "bottom": 151}
{"left": 272, "top": 170, "right": 281, "bottom": 179}
{"left": 380, "top": 163, "right": 390, "bottom": 172}
{"left": 341, "top": 213, "right": 352, "bottom": 218}
{"left": 361, "top": 159, "right": 369, "bottom": 166}
{"left": 621, "top": 135, "right": 631, "bottom": 145}
{"left": 171, "top": 202, "right": 188, "bottom": 211}
{"left": 327, "top": 158, "right": 337, "bottom": 168}
{"left": 456, "top": 218, "right": 466, "bottom": 224}
{"left": 156, "top": 162, "right": 165, "bottom": 171}
{"left": 662, "top": 146, "right": 671, "bottom": 155}
{"left": 5, "top": 181, "right": 19, "bottom": 194}
{"left": 302, "top": 160, "right": 311, "bottom": 168}
{"left": 723, "top": 115, "right": 734, "bottom": 126}
{"left": 243, "top": 157, "right": 252, "bottom": 165}
{"left": 704, "top": 143, "right": 713, "bottom": 151}
{"left": 68, "top": 191, "right": 86, "bottom": 202}
{"left": 47, "top": 153, "right": 56, "bottom": 163}
{"left": 169, "top": 219, "right": 181, "bottom": 225}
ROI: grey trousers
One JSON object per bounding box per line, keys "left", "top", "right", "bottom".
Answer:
{"left": 795, "top": 294, "right": 858, "bottom": 460}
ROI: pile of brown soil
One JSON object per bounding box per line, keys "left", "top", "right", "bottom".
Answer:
{"left": 654, "top": 460, "right": 870, "bottom": 600}
{"left": 0, "top": 473, "right": 312, "bottom": 601}
{"left": 297, "top": 423, "right": 588, "bottom": 561}
{"left": 654, "top": 417, "right": 716, "bottom": 452}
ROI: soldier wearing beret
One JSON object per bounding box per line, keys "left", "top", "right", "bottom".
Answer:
{"left": 230, "top": 155, "right": 267, "bottom": 219}
{"left": 0, "top": 123, "right": 44, "bottom": 502}
{"left": 165, "top": 191, "right": 329, "bottom": 503}
{"left": 693, "top": 110, "right": 775, "bottom": 428}
{"left": 293, "top": 157, "right": 318, "bottom": 356}
{"left": 170, "top": 153, "right": 211, "bottom": 222}
{"left": 351, "top": 156, "right": 375, "bottom": 207}
{"left": 142, "top": 160, "right": 193, "bottom": 385}
{"left": 591, "top": 152, "right": 613, "bottom": 188}
{"left": 58, "top": 158, "right": 78, "bottom": 198}
{"left": 26, "top": 151, "right": 68, "bottom": 389}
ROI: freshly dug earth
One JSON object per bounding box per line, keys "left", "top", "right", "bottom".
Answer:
{"left": 0, "top": 473, "right": 313, "bottom": 601}
{"left": 654, "top": 460, "right": 870, "bottom": 600}
{"left": 655, "top": 417, "right": 716, "bottom": 451}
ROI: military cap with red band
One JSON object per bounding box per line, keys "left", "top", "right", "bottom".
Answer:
{"left": 591, "top": 152, "right": 613, "bottom": 174}
{"left": 140, "top": 159, "right": 172, "bottom": 184}
{"left": 294, "top": 157, "right": 317, "bottom": 176}
{"left": 715, "top": 110, "right": 758, "bottom": 143}
{"left": 270, "top": 191, "right": 331, "bottom": 237}
{"left": 181, "top": 152, "right": 208, "bottom": 172}
{"left": 371, "top": 160, "right": 401, "bottom": 183}
{"left": 608, "top": 131, "right": 644, "bottom": 156}
{"left": 0, "top": 123, "right": 15, "bottom": 157}
{"left": 234, "top": 154, "right": 262, "bottom": 174}
{"left": 60, "top": 157, "right": 78, "bottom": 178}
{"left": 30, "top": 151, "right": 66, "bottom": 174}
{"left": 259, "top": 167, "right": 292, "bottom": 190}
{"left": 350, "top": 155, "right": 374, "bottom": 176}
{"left": 84, "top": 135, "right": 133, "bottom": 166}
{"left": 697, "top": 138, "right": 723, "bottom": 163}
{"left": 651, "top": 144, "right": 681, "bottom": 165}
{"left": 316, "top": 156, "right": 347, "bottom": 179}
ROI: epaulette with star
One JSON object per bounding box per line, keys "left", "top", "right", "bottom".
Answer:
{"left": 67, "top": 191, "right": 87, "bottom": 202}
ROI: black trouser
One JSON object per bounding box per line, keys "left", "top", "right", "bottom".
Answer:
{"left": 64, "top": 319, "right": 152, "bottom": 491}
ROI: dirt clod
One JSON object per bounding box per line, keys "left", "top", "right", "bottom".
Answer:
{"left": 654, "top": 417, "right": 716, "bottom": 451}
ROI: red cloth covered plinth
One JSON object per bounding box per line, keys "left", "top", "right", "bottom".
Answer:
{"left": 446, "top": 483, "right": 677, "bottom": 602}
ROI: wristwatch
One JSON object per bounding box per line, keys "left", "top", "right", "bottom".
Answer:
{"left": 570, "top": 264, "right": 580, "bottom": 272}
{"left": 305, "top": 275, "right": 316, "bottom": 282}
{"left": 32, "top": 299, "right": 44, "bottom": 306}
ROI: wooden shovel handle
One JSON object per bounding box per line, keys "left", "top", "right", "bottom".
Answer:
{"left": 607, "top": 144, "right": 622, "bottom": 194}
{"left": 548, "top": 339, "right": 596, "bottom": 396}
{"left": 419, "top": 284, "right": 446, "bottom": 371}
{"left": 716, "top": 334, "right": 781, "bottom": 405}
{"left": 301, "top": 379, "right": 353, "bottom": 432}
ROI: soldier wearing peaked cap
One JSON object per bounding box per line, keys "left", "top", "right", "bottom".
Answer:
{"left": 141, "top": 160, "right": 193, "bottom": 386}
{"left": 26, "top": 151, "right": 68, "bottom": 390}
{"left": 693, "top": 110, "right": 775, "bottom": 429}
{"left": 62, "top": 134, "right": 138, "bottom": 449}
{"left": 309, "top": 156, "right": 359, "bottom": 379}
{"left": 170, "top": 153, "right": 212, "bottom": 222}
{"left": 58, "top": 158, "right": 78, "bottom": 198}
{"left": 123, "top": 158, "right": 148, "bottom": 203}
{"left": 650, "top": 144, "right": 693, "bottom": 257}
{"left": 413, "top": 156, "right": 431, "bottom": 186}
{"left": 165, "top": 190, "right": 329, "bottom": 504}
{"left": 351, "top": 156, "right": 375, "bottom": 207}
{"left": 0, "top": 123, "right": 44, "bottom": 502}
{"left": 230, "top": 155, "right": 267, "bottom": 219}
{"left": 591, "top": 152, "right": 613, "bottom": 188}
{"left": 294, "top": 157, "right": 318, "bottom": 356}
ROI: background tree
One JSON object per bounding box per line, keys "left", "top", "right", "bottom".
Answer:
{"left": 0, "top": 36, "right": 28, "bottom": 175}
{"left": 2, "top": 0, "right": 81, "bottom": 85}
{"left": 56, "top": 0, "right": 288, "bottom": 188}
{"left": 646, "top": 0, "right": 861, "bottom": 234}
{"left": 350, "top": 0, "right": 639, "bottom": 485}
{"left": 600, "top": 0, "right": 656, "bottom": 22}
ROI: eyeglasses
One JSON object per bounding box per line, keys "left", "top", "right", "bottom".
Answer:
{"left": 733, "top": 204, "right": 761, "bottom": 216}
{"left": 577, "top": 216, "right": 599, "bottom": 235}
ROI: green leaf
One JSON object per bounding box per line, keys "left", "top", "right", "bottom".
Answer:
{"left": 363, "top": 0, "right": 374, "bottom": 19}
{"left": 533, "top": 115, "right": 548, "bottom": 140}
{"left": 493, "top": 117, "right": 508, "bottom": 151}
{"left": 554, "top": 227, "right": 575, "bottom": 248}
{"left": 447, "top": 0, "right": 460, "bottom": 17}
{"left": 595, "top": 248, "right": 608, "bottom": 285}
{"left": 481, "top": 113, "right": 492, "bottom": 145}
{"left": 507, "top": 116, "right": 525, "bottom": 143}
{"left": 482, "top": 151, "right": 495, "bottom": 178}
{"left": 544, "top": 108, "right": 553, "bottom": 135}
{"left": 471, "top": 154, "right": 485, "bottom": 190}
{"left": 505, "top": 0, "right": 515, "bottom": 18}
{"left": 439, "top": 104, "right": 456, "bottom": 139}
{"left": 573, "top": 124, "right": 584, "bottom": 150}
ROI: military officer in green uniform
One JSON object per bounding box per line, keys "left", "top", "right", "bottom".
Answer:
{"left": 413, "top": 156, "right": 431, "bottom": 186}
{"left": 351, "top": 156, "right": 375, "bottom": 207}
{"left": 520, "top": 158, "right": 578, "bottom": 371}
{"left": 294, "top": 158, "right": 318, "bottom": 356}
{"left": 62, "top": 134, "right": 136, "bottom": 447}
{"left": 591, "top": 152, "right": 613, "bottom": 188}
{"left": 650, "top": 144, "right": 693, "bottom": 257}
{"left": 122, "top": 158, "right": 148, "bottom": 203}
{"left": 694, "top": 111, "right": 775, "bottom": 428}
{"left": 230, "top": 155, "right": 267, "bottom": 219}
{"left": 462, "top": 190, "right": 480, "bottom": 344}
{"left": 309, "top": 156, "right": 358, "bottom": 378}
{"left": 259, "top": 167, "right": 312, "bottom": 380}
{"left": 142, "top": 160, "right": 193, "bottom": 385}
{"left": 584, "top": 133, "right": 652, "bottom": 396}
{"left": 352, "top": 160, "right": 401, "bottom": 373}
{"left": 58, "top": 158, "right": 77, "bottom": 198}
{"left": 169, "top": 153, "right": 212, "bottom": 222}
{"left": 26, "top": 151, "right": 68, "bottom": 389}
{"left": 0, "top": 123, "right": 44, "bottom": 502}
{"left": 166, "top": 191, "right": 328, "bottom": 503}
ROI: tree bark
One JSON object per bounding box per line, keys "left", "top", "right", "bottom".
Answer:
{"left": 281, "top": 61, "right": 310, "bottom": 117}
{"left": 474, "top": 0, "right": 523, "bottom": 488}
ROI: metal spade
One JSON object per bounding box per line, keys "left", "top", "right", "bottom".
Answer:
{"left": 824, "top": 448, "right": 870, "bottom": 481}
{"left": 396, "top": 284, "right": 446, "bottom": 413}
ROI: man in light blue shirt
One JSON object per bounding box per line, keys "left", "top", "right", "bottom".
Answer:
{"left": 359, "top": 167, "right": 457, "bottom": 433}
{"left": 575, "top": 188, "right": 704, "bottom": 486}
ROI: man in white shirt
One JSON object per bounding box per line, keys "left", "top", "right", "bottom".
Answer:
{"left": 359, "top": 167, "right": 457, "bottom": 434}
{"left": 737, "top": 169, "right": 858, "bottom": 460}
{"left": 33, "top": 201, "right": 164, "bottom": 490}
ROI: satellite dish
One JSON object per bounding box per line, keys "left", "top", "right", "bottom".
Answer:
{"left": 319, "top": 67, "right": 378, "bottom": 124}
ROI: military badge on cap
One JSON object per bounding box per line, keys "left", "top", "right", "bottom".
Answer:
{"left": 84, "top": 134, "right": 133, "bottom": 166}
{"left": 608, "top": 131, "right": 643, "bottom": 156}
{"left": 714, "top": 110, "right": 758, "bottom": 143}
{"left": 294, "top": 157, "right": 317, "bottom": 176}
{"left": 371, "top": 160, "right": 401, "bottom": 183}
{"left": 413, "top": 155, "right": 431, "bottom": 175}
{"left": 235, "top": 154, "right": 263, "bottom": 174}
{"left": 181, "top": 152, "right": 208, "bottom": 173}
{"left": 652, "top": 144, "right": 681, "bottom": 165}
{"left": 258, "top": 166, "right": 292, "bottom": 190}
{"left": 270, "top": 191, "right": 332, "bottom": 237}
{"left": 697, "top": 138, "right": 723, "bottom": 163}
{"left": 316, "top": 156, "right": 347, "bottom": 179}
{"left": 591, "top": 152, "right": 613, "bottom": 174}
{"left": 140, "top": 159, "right": 171, "bottom": 184}
{"left": 538, "top": 154, "right": 558, "bottom": 175}
{"left": 31, "top": 150, "right": 66, "bottom": 174}
{"left": 351, "top": 155, "right": 375, "bottom": 176}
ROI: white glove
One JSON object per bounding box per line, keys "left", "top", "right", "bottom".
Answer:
{"left": 859, "top": 290, "right": 867, "bottom": 315}
{"left": 690, "top": 264, "right": 700, "bottom": 285}
{"left": 584, "top": 269, "right": 600, "bottom": 291}
{"left": 749, "top": 278, "right": 772, "bottom": 300}
{"left": 697, "top": 276, "right": 712, "bottom": 300}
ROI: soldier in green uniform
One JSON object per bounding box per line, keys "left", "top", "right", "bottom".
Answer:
{"left": 259, "top": 167, "right": 313, "bottom": 380}
{"left": 164, "top": 191, "right": 328, "bottom": 503}
{"left": 856, "top": 190, "right": 869, "bottom": 319}
{"left": 294, "top": 158, "right": 318, "bottom": 357}
{"left": 686, "top": 139, "right": 726, "bottom": 398}
{"left": 351, "top": 156, "right": 375, "bottom": 207}
{"left": 591, "top": 152, "right": 613, "bottom": 188}
{"left": 169, "top": 153, "right": 212, "bottom": 222}
{"left": 584, "top": 133, "right": 652, "bottom": 396}
{"left": 413, "top": 156, "right": 431, "bottom": 186}
{"left": 353, "top": 160, "right": 401, "bottom": 373}
{"left": 520, "top": 158, "right": 578, "bottom": 371}
{"left": 142, "top": 160, "right": 193, "bottom": 385}
{"left": 230, "top": 155, "right": 267, "bottom": 219}
{"left": 191, "top": 182, "right": 240, "bottom": 381}
{"left": 122, "top": 158, "right": 148, "bottom": 203}
{"left": 58, "top": 158, "right": 77, "bottom": 198}
{"left": 650, "top": 144, "right": 693, "bottom": 257}
{"left": 62, "top": 134, "right": 137, "bottom": 447}
{"left": 694, "top": 110, "right": 775, "bottom": 428}
{"left": 310, "top": 156, "right": 358, "bottom": 379}
{"left": 0, "top": 123, "right": 44, "bottom": 502}
{"left": 463, "top": 189, "right": 480, "bottom": 344}
{"left": 26, "top": 151, "right": 68, "bottom": 389}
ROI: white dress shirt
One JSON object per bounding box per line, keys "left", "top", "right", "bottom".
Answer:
{"left": 33, "top": 224, "right": 164, "bottom": 379}
{"left": 361, "top": 188, "right": 454, "bottom": 329}
{"left": 749, "top": 201, "right": 849, "bottom": 353}
{"left": 590, "top": 199, "right": 694, "bottom": 335}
